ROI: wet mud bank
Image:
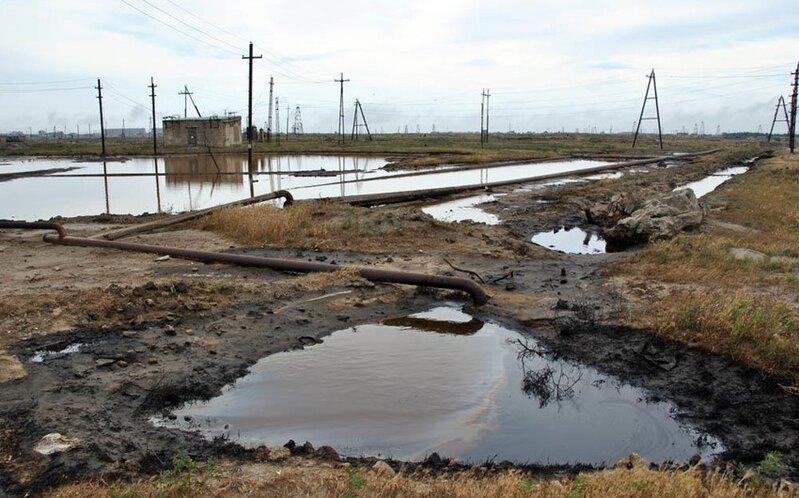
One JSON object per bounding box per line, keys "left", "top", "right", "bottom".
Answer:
{"left": 3, "top": 280, "right": 798, "bottom": 495}
{"left": 487, "top": 150, "right": 772, "bottom": 242}
{"left": 0, "top": 284, "right": 440, "bottom": 495}
{"left": 484, "top": 312, "right": 799, "bottom": 475}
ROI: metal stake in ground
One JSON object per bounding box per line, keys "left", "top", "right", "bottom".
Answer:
{"left": 242, "top": 42, "right": 263, "bottom": 195}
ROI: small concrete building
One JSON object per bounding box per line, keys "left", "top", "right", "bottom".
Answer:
{"left": 162, "top": 116, "right": 242, "bottom": 147}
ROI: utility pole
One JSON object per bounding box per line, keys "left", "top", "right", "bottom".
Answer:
{"left": 485, "top": 88, "right": 491, "bottom": 143}
{"left": 149, "top": 77, "right": 158, "bottom": 155}
{"left": 767, "top": 96, "right": 790, "bottom": 142}
{"left": 351, "top": 101, "right": 359, "bottom": 140}
{"left": 789, "top": 62, "right": 798, "bottom": 153}
{"left": 178, "top": 86, "right": 193, "bottom": 119}
{"left": 96, "top": 78, "right": 106, "bottom": 157}
{"left": 632, "top": 69, "right": 663, "bottom": 149}
{"left": 480, "top": 89, "right": 485, "bottom": 147}
{"left": 335, "top": 72, "right": 349, "bottom": 144}
{"left": 286, "top": 105, "right": 290, "bottom": 142}
{"left": 266, "top": 76, "right": 274, "bottom": 142}
{"left": 149, "top": 76, "right": 162, "bottom": 213}
{"left": 275, "top": 97, "right": 280, "bottom": 145}
{"left": 242, "top": 42, "right": 262, "bottom": 176}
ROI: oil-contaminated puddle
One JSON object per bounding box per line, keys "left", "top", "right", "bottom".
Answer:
{"left": 531, "top": 227, "right": 607, "bottom": 254}
{"left": 157, "top": 305, "right": 720, "bottom": 465}
{"left": 674, "top": 166, "right": 748, "bottom": 199}
{"left": 29, "top": 343, "right": 84, "bottom": 363}
{"left": 422, "top": 194, "right": 501, "bottom": 224}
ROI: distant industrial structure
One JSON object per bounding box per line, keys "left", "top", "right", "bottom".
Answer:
{"left": 162, "top": 116, "right": 242, "bottom": 147}
{"left": 104, "top": 128, "right": 147, "bottom": 139}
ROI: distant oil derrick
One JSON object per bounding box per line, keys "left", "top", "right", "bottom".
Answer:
{"left": 292, "top": 106, "right": 303, "bottom": 134}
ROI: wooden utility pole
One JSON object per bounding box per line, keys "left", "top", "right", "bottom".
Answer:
{"left": 149, "top": 77, "right": 158, "bottom": 155}
{"left": 632, "top": 69, "right": 663, "bottom": 149}
{"left": 480, "top": 89, "right": 485, "bottom": 147}
{"left": 767, "top": 96, "right": 789, "bottom": 142}
{"left": 275, "top": 97, "right": 280, "bottom": 145}
{"left": 485, "top": 88, "right": 491, "bottom": 143}
{"left": 96, "top": 79, "right": 106, "bottom": 157}
{"left": 790, "top": 62, "right": 798, "bottom": 153}
{"left": 335, "top": 72, "right": 350, "bottom": 144}
{"left": 242, "top": 42, "right": 262, "bottom": 180}
{"left": 178, "top": 86, "right": 193, "bottom": 118}
{"left": 266, "top": 76, "right": 274, "bottom": 142}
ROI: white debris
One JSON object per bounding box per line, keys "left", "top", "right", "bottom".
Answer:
{"left": 33, "top": 433, "right": 81, "bottom": 455}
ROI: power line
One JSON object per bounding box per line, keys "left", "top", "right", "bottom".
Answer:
{"left": 0, "top": 78, "right": 95, "bottom": 86}
{"left": 117, "top": 0, "right": 239, "bottom": 56}
{"left": 138, "top": 0, "right": 241, "bottom": 52}
{"left": 0, "top": 86, "right": 93, "bottom": 94}
{"left": 162, "top": 0, "right": 324, "bottom": 81}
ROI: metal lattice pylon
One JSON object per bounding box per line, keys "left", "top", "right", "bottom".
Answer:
{"left": 292, "top": 106, "right": 303, "bottom": 134}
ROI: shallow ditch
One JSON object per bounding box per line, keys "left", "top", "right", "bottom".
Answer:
{"left": 674, "top": 166, "right": 749, "bottom": 199}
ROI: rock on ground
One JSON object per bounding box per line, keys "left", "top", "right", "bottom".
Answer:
{"left": 585, "top": 192, "right": 641, "bottom": 226}
{"left": 607, "top": 189, "right": 703, "bottom": 244}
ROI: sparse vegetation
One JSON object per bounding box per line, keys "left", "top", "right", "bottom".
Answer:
{"left": 0, "top": 133, "right": 739, "bottom": 168}
{"left": 652, "top": 291, "right": 799, "bottom": 382}
{"left": 196, "top": 200, "right": 530, "bottom": 256}
{"left": 612, "top": 149, "right": 799, "bottom": 384}
{"left": 43, "top": 459, "right": 798, "bottom": 497}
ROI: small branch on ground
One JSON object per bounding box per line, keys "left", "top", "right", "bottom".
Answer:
{"left": 443, "top": 257, "right": 485, "bottom": 283}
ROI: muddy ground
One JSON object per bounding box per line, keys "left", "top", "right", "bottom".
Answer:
{"left": 1, "top": 147, "right": 797, "bottom": 496}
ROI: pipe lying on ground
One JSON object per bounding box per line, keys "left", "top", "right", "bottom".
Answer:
{"left": 96, "top": 189, "right": 294, "bottom": 241}
{"left": 0, "top": 221, "right": 488, "bottom": 305}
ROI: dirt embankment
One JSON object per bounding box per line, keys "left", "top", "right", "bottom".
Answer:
{"left": 1, "top": 143, "right": 798, "bottom": 496}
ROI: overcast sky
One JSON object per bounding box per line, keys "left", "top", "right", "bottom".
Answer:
{"left": 1, "top": 0, "right": 797, "bottom": 134}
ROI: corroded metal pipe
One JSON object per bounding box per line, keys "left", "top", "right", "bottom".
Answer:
{"left": 0, "top": 221, "right": 487, "bottom": 305}
{"left": 0, "top": 221, "right": 67, "bottom": 238}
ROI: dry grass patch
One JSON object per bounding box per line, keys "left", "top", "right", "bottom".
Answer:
{"left": 43, "top": 457, "right": 797, "bottom": 498}
{"left": 643, "top": 290, "right": 799, "bottom": 383}
{"left": 197, "top": 200, "right": 530, "bottom": 257}
{"left": 610, "top": 150, "right": 799, "bottom": 381}
{"left": 716, "top": 154, "right": 799, "bottom": 233}
{"left": 616, "top": 233, "right": 799, "bottom": 292}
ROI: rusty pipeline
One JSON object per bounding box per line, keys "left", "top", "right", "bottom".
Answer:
{"left": 0, "top": 221, "right": 487, "bottom": 305}
{"left": 0, "top": 221, "right": 67, "bottom": 238}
